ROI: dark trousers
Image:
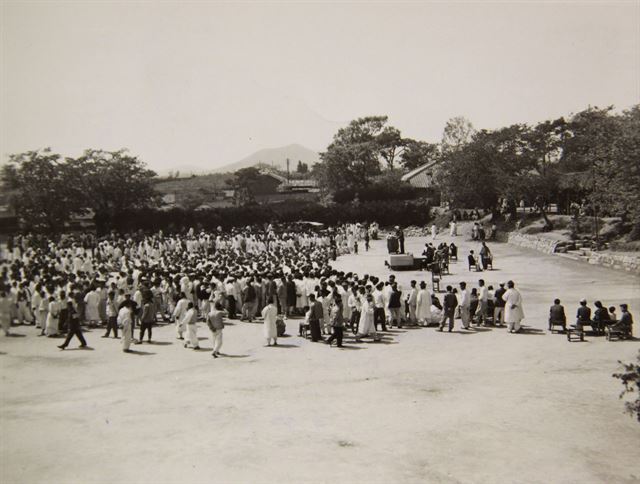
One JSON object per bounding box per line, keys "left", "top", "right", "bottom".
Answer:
{"left": 104, "top": 316, "right": 118, "bottom": 337}
{"left": 61, "top": 323, "right": 87, "bottom": 348}
{"left": 440, "top": 311, "right": 455, "bottom": 331}
{"left": 399, "top": 239, "right": 405, "bottom": 254}
{"left": 309, "top": 318, "right": 322, "bottom": 342}
{"left": 326, "top": 326, "right": 343, "bottom": 347}
{"left": 139, "top": 322, "right": 153, "bottom": 341}
{"left": 227, "top": 296, "right": 236, "bottom": 319}
{"left": 374, "top": 307, "right": 387, "bottom": 331}
{"left": 350, "top": 310, "right": 361, "bottom": 334}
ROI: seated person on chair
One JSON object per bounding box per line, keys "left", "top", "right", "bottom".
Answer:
{"left": 468, "top": 250, "right": 480, "bottom": 271}
{"left": 609, "top": 303, "right": 633, "bottom": 337}
{"left": 575, "top": 299, "right": 591, "bottom": 329}
{"left": 549, "top": 298, "right": 566, "bottom": 330}
{"left": 449, "top": 242, "right": 457, "bottom": 259}
{"left": 592, "top": 301, "right": 610, "bottom": 332}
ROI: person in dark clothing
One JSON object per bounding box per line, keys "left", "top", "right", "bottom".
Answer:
{"left": 576, "top": 299, "right": 592, "bottom": 329}
{"left": 326, "top": 296, "right": 344, "bottom": 347}
{"left": 493, "top": 283, "right": 506, "bottom": 326}
{"left": 396, "top": 227, "right": 405, "bottom": 254}
{"left": 58, "top": 302, "right": 87, "bottom": 350}
{"left": 137, "top": 300, "right": 155, "bottom": 343}
{"left": 285, "top": 275, "right": 297, "bottom": 316}
{"left": 308, "top": 294, "right": 324, "bottom": 342}
{"left": 592, "top": 301, "right": 610, "bottom": 333}
{"left": 438, "top": 286, "right": 458, "bottom": 332}
{"left": 388, "top": 283, "right": 403, "bottom": 328}
{"left": 548, "top": 298, "right": 566, "bottom": 331}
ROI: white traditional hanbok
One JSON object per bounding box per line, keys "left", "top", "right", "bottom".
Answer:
{"left": 84, "top": 290, "right": 101, "bottom": 323}
{"left": 261, "top": 303, "right": 278, "bottom": 345}
{"left": 45, "top": 300, "right": 59, "bottom": 336}
{"left": 357, "top": 300, "right": 375, "bottom": 336}
{"left": 416, "top": 288, "right": 431, "bottom": 323}
{"left": 503, "top": 287, "right": 525, "bottom": 332}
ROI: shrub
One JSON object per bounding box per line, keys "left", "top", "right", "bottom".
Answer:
{"left": 613, "top": 350, "right": 640, "bottom": 423}
{"left": 94, "top": 200, "right": 431, "bottom": 234}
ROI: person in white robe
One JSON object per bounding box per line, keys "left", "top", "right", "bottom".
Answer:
{"left": 84, "top": 287, "right": 101, "bottom": 324}
{"left": 406, "top": 281, "right": 418, "bottom": 324}
{"left": 0, "top": 291, "right": 12, "bottom": 336}
{"left": 503, "top": 280, "right": 525, "bottom": 333}
{"left": 172, "top": 293, "right": 189, "bottom": 339}
{"left": 118, "top": 303, "right": 133, "bottom": 352}
{"left": 37, "top": 293, "right": 48, "bottom": 336}
{"left": 261, "top": 299, "right": 278, "bottom": 346}
{"left": 182, "top": 303, "right": 200, "bottom": 349}
{"left": 45, "top": 296, "right": 60, "bottom": 337}
{"left": 355, "top": 295, "right": 376, "bottom": 340}
{"left": 415, "top": 282, "right": 431, "bottom": 325}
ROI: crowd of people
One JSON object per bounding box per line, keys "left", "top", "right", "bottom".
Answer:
{"left": 0, "top": 222, "right": 634, "bottom": 356}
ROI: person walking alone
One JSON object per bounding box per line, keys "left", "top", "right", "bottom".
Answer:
{"left": 58, "top": 302, "right": 88, "bottom": 350}
{"left": 207, "top": 302, "right": 225, "bottom": 358}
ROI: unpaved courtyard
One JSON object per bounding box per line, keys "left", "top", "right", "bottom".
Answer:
{"left": 1, "top": 237, "right": 639, "bottom": 484}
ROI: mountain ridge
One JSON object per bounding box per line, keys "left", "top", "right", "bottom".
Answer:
{"left": 211, "top": 143, "right": 320, "bottom": 173}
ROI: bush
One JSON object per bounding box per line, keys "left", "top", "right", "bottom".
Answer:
{"left": 95, "top": 200, "right": 431, "bottom": 234}
{"left": 613, "top": 351, "right": 640, "bottom": 423}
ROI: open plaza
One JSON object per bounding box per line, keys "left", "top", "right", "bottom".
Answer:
{"left": 1, "top": 233, "right": 638, "bottom": 484}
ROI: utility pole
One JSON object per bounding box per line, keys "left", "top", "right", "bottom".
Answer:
{"left": 286, "top": 158, "right": 290, "bottom": 182}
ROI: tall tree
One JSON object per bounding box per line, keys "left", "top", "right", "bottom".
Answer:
{"left": 296, "top": 160, "right": 309, "bottom": 174}
{"left": 441, "top": 116, "right": 475, "bottom": 154}
{"left": 2, "top": 149, "right": 85, "bottom": 231}
{"left": 226, "top": 166, "right": 261, "bottom": 206}
{"left": 316, "top": 116, "right": 387, "bottom": 193}
{"left": 67, "top": 149, "right": 158, "bottom": 218}
{"left": 400, "top": 140, "right": 440, "bottom": 171}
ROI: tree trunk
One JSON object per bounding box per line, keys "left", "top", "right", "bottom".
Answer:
{"left": 539, "top": 206, "right": 554, "bottom": 231}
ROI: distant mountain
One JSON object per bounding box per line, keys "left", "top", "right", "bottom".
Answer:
{"left": 213, "top": 144, "right": 320, "bottom": 173}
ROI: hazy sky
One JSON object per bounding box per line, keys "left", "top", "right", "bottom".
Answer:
{"left": 1, "top": 1, "right": 638, "bottom": 172}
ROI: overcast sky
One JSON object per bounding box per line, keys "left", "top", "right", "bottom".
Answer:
{"left": 1, "top": 1, "right": 638, "bottom": 172}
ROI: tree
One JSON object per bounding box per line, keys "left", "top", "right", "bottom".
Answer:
{"left": 441, "top": 116, "right": 475, "bottom": 154}
{"left": 316, "top": 116, "right": 388, "bottom": 193}
{"left": 400, "top": 140, "right": 440, "bottom": 171}
{"left": 296, "top": 160, "right": 309, "bottom": 174}
{"left": 67, "top": 149, "right": 158, "bottom": 218}
{"left": 226, "top": 166, "right": 261, "bottom": 206}
{"left": 376, "top": 126, "right": 407, "bottom": 170}
{"left": 2, "top": 149, "right": 86, "bottom": 231}
{"left": 613, "top": 350, "right": 640, "bottom": 423}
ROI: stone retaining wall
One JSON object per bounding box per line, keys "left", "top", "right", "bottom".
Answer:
{"left": 587, "top": 252, "right": 640, "bottom": 274}
{"left": 507, "top": 232, "right": 558, "bottom": 254}
{"left": 508, "top": 232, "right": 640, "bottom": 274}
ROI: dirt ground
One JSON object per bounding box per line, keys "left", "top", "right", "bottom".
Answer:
{"left": 1, "top": 236, "right": 639, "bottom": 484}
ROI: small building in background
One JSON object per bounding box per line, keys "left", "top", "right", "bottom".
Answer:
{"left": 401, "top": 161, "right": 439, "bottom": 188}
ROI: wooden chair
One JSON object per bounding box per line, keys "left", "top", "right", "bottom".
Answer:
{"left": 567, "top": 326, "right": 584, "bottom": 342}
{"left": 440, "top": 259, "right": 449, "bottom": 275}
{"left": 431, "top": 270, "right": 441, "bottom": 293}
{"left": 299, "top": 322, "right": 310, "bottom": 339}
{"left": 606, "top": 322, "right": 631, "bottom": 341}
{"left": 549, "top": 320, "right": 567, "bottom": 333}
